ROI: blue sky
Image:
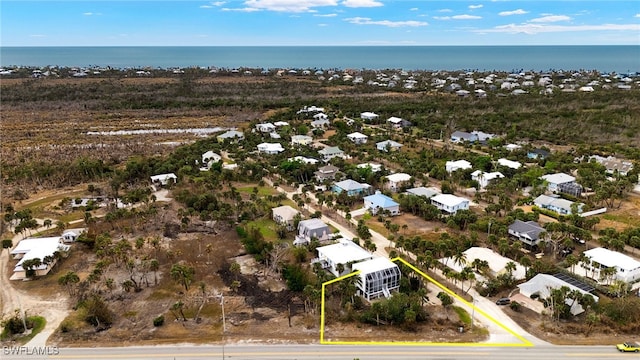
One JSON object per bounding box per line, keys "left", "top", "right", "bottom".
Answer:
{"left": 2, "top": 1, "right": 639, "bottom": 46}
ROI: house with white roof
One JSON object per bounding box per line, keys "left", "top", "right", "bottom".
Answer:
{"left": 332, "top": 179, "right": 372, "bottom": 196}
{"left": 297, "top": 105, "right": 325, "bottom": 114}
{"left": 385, "top": 173, "right": 411, "bottom": 192}
{"left": 357, "top": 163, "right": 382, "bottom": 172}
{"left": 430, "top": 194, "right": 470, "bottom": 214}
{"left": 217, "top": 130, "right": 244, "bottom": 143}
{"left": 269, "top": 132, "right": 281, "bottom": 139}
{"left": 387, "top": 116, "right": 411, "bottom": 129}
{"left": 577, "top": 247, "right": 640, "bottom": 284}
{"left": 274, "top": 121, "right": 289, "bottom": 127}
{"left": 376, "top": 140, "right": 403, "bottom": 152}
{"left": 318, "top": 146, "right": 346, "bottom": 162}
{"left": 540, "top": 173, "right": 576, "bottom": 192}
{"left": 471, "top": 170, "right": 505, "bottom": 189}
{"left": 508, "top": 220, "right": 546, "bottom": 248}
{"left": 534, "top": 194, "right": 583, "bottom": 215}
{"left": 289, "top": 156, "right": 319, "bottom": 165}
{"left": 257, "top": 142, "right": 285, "bottom": 154}
{"left": 295, "top": 218, "right": 331, "bottom": 246}
{"left": 347, "top": 132, "right": 368, "bottom": 144}
{"left": 291, "top": 135, "right": 313, "bottom": 146}
{"left": 445, "top": 160, "right": 472, "bottom": 173}
{"left": 256, "top": 122, "right": 276, "bottom": 133}
{"left": 10, "top": 237, "right": 71, "bottom": 280}
{"left": 589, "top": 155, "right": 634, "bottom": 176}
{"left": 352, "top": 257, "right": 401, "bottom": 301}
{"left": 200, "top": 151, "right": 222, "bottom": 171}
{"left": 497, "top": 158, "right": 522, "bottom": 170}
{"left": 272, "top": 205, "right": 300, "bottom": 231}
{"left": 150, "top": 173, "right": 177, "bottom": 187}
{"left": 518, "top": 274, "right": 599, "bottom": 315}
{"left": 405, "top": 186, "right": 440, "bottom": 199}
{"left": 363, "top": 192, "right": 400, "bottom": 215}
{"left": 360, "top": 112, "right": 379, "bottom": 121}
{"left": 314, "top": 239, "right": 375, "bottom": 277}
{"left": 504, "top": 144, "right": 522, "bottom": 151}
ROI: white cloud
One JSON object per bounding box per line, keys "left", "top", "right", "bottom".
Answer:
{"left": 200, "top": 5, "right": 214, "bottom": 8}
{"left": 342, "top": 0, "right": 383, "bottom": 8}
{"left": 318, "top": 23, "right": 329, "bottom": 26}
{"left": 438, "top": 8, "right": 452, "bottom": 13}
{"left": 83, "top": 12, "right": 101, "bottom": 16}
{"left": 212, "top": 1, "right": 226, "bottom": 5}
{"left": 499, "top": 9, "right": 528, "bottom": 16}
{"left": 410, "top": 7, "right": 418, "bottom": 11}
{"left": 476, "top": 23, "right": 640, "bottom": 35}
{"left": 30, "top": 34, "right": 46, "bottom": 38}
{"left": 314, "top": 13, "right": 338, "bottom": 17}
{"left": 530, "top": 15, "right": 571, "bottom": 23}
{"left": 345, "top": 17, "right": 428, "bottom": 27}
{"left": 469, "top": 4, "right": 483, "bottom": 9}
{"left": 243, "top": 0, "right": 337, "bottom": 12}
{"left": 634, "top": 13, "right": 640, "bottom": 18}
{"left": 221, "top": 7, "right": 261, "bottom": 12}
{"left": 435, "top": 14, "right": 481, "bottom": 20}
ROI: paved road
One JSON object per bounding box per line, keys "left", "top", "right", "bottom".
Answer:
{"left": 1, "top": 344, "right": 627, "bottom": 360}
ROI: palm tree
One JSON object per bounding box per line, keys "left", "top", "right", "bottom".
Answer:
{"left": 170, "top": 263, "right": 195, "bottom": 291}
{"left": 58, "top": 271, "right": 80, "bottom": 296}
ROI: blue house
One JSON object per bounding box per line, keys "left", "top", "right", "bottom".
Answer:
{"left": 332, "top": 179, "right": 372, "bottom": 196}
{"left": 364, "top": 192, "right": 400, "bottom": 216}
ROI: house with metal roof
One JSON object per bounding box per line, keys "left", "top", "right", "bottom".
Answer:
{"left": 533, "top": 194, "right": 583, "bottom": 215}
{"left": 315, "top": 164, "right": 340, "bottom": 182}
{"left": 405, "top": 186, "right": 440, "bottom": 199}
{"left": 430, "top": 194, "right": 470, "bottom": 214}
{"left": 471, "top": 170, "right": 505, "bottom": 189}
{"left": 445, "top": 160, "right": 472, "bottom": 173}
{"left": 294, "top": 218, "right": 331, "bottom": 246}
{"left": 314, "top": 239, "right": 375, "bottom": 277}
{"left": 540, "top": 173, "right": 577, "bottom": 192}
{"left": 376, "top": 140, "right": 403, "bottom": 152}
{"left": 216, "top": 130, "right": 244, "bottom": 143}
{"left": 257, "top": 142, "right": 285, "bottom": 154}
{"left": 272, "top": 205, "right": 300, "bottom": 231}
{"left": 385, "top": 173, "right": 411, "bottom": 192}
{"left": 577, "top": 247, "right": 640, "bottom": 284}
{"left": 508, "top": 220, "right": 546, "bottom": 248}
{"left": 347, "top": 132, "right": 368, "bottom": 144}
{"left": 363, "top": 192, "right": 400, "bottom": 216}
{"left": 518, "top": 274, "right": 599, "bottom": 315}
{"left": 332, "top": 179, "right": 372, "bottom": 196}
{"left": 10, "top": 237, "right": 71, "bottom": 280}
{"left": 318, "top": 146, "right": 346, "bottom": 162}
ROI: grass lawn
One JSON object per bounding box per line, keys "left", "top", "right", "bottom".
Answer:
{"left": 236, "top": 185, "right": 278, "bottom": 197}
{"left": 245, "top": 218, "right": 279, "bottom": 242}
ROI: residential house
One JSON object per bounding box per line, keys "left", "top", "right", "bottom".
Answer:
{"left": 294, "top": 218, "right": 331, "bottom": 246}
{"left": 360, "top": 112, "right": 379, "bottom": 121}
{"left": 518, "top": 274, "right": 599, "bottom": 315}
{"left": 315, "top": 165, "right": 340, "bottom": 182}
{"left": 289, "top": 156, "right": 319, "bottom": 165}
{"left": 508, "top": 220, "right": 546, "bottom": 248}
{"left": 269, "top": 132, "right": 281, "bottom": 139}
{"left": 589, "top": 155, "right": 634, "bottom": 176}
{"left": 528, "top": 148, "right": 550, "bottom": 160}
{"left": 272, "top": 205, "right": 300, "bottom": 231}
{"left": 497, "top": 158, "right": 522, "bottom": 170}
{"left": 314, "top": 239, "right": 375, "bottom": 277}
{"left": 376, "top": 140, "right": 403, "bottom": 152}
{"left": 352, "top": 257, "right": 401, "bottom": 301}
{"left": 504, "top": 143, "right": 522, "bottom": 151}
{"left": 274, "top": 121, "right": 289, "bottom": 127}
{"left": 62, "top": 229, "right": 82, "bottom": 243}
{"left": 540, "top": 173, "right": 577, "bottom": 192}
{"left": 533, "top": 194, "right": 583, "bottom": 215}
{"left": 451, "top": 131, "right": 477, "bottom": 143}
{"left": 257, "top": 142, "right": 285, "bottom": 154}
{"left": 387, "top": 116, "right": 411, "bottom": 129}
{"left": 216, "top": 130, "right": 244, "bottom": 143}
{"left": 297, "top": 105, "right": 325, "bottom": 114}
{"left": 201, "top": 151, "right": 222, "bottom": 170}
{"left": 311, "top": 118, "right": 331, "bottom": 129}
{"left": 357, "top": 163, "right": 382, "bottom": 172}
{"left": 363, "top": 192, "right": 400, "bottom": 215}
{"left": 471, "top": 170, "right": 505, "bottom": 189}
{"left": 385, "top": 173, "right": 411, "bottom": 192}
{"left": 10, "top": 237, "right": 71, "bottom": 280}
{"left": 430, "top": 194, "right": 470, "bottom": 214}
{"left": 318, "top": 146, "right": 346, "bottom": 162}
{"left": 445, "top": 160, "right": 472, "bottom": 173}
{"left": 332, "top": 179, "right": 372, "bottom": 196}
{"left": 577, "top": 247, "right": 640, "bottom": 284}
{"left": 255, "top": 122, "right": 276, "bottom": 133}
{"left": 291, "top": 135, "right": 313, "bottom": 146}
{"left": 150, "top": 173, "right": 177, "bottom": 187}
{"left": 347, "top": 132, "right": 368, "bottom": 144}
{"left": 405, "top": 186, "right": 440, "bottom": 199}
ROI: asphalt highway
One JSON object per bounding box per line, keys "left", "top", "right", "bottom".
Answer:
{"left": 2, "top": 344, "right": 630, "bottom": 360}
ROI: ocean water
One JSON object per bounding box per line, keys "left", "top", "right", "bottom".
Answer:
{"left": 1, "top": 46, "right": 639, "bottom": 73}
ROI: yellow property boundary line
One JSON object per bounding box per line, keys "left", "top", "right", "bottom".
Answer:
{"left": 320, "top": 257, "right": 533, "bottom": 347}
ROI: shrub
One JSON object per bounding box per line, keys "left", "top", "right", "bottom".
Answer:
{"left": 153, "top": 315, "right": 165, "bottom": 327}
{"left": 510, "top": 301, "right": 522, "bottom": 312}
